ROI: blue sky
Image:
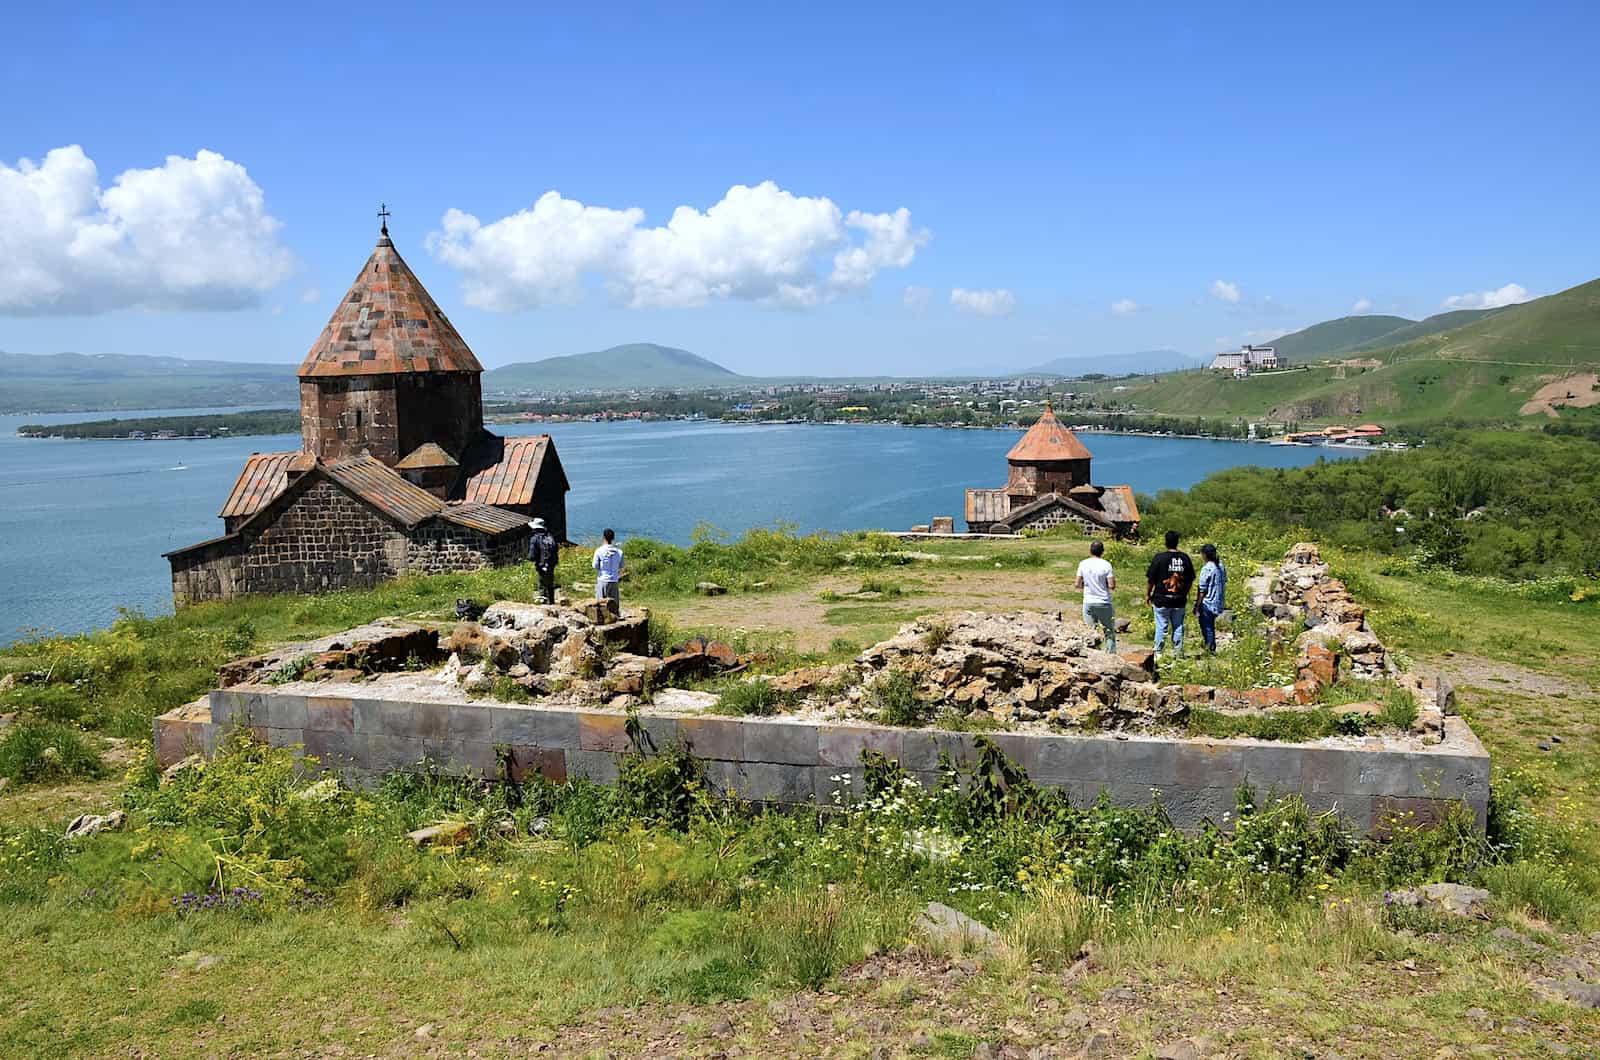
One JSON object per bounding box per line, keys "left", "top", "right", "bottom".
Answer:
{"left": 3, "top": 1, "right": 1596, "bottom": 376}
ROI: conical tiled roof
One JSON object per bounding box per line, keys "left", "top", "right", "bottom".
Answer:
{"left": 299, "top": 231, "right": 482, "bottom": 378}
{"left": 1006, "top": 405, "right": 1094, "bottom": 462}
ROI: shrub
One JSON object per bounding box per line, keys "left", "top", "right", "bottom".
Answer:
{"left": 1378, "top": 686, "right": 1418, "bottom": 731}
{"left": 0, "top": 720, "right": 103, "bottom": 785}
{"left": 716, "top": 678, "right": 780, "bottom": 717}
{"left": 869, "top": 668, "right": 926, "bottom": 727}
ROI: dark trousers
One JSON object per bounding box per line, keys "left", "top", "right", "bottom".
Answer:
{"left": 1196, "top": 604, "right": 1219, "bottom": 652}
{"left": 536, "top": 567, "right": 556, "bottom": 604}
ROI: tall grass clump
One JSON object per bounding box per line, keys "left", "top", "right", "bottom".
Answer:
{"left": 0, "top": 720, "right": 103, "bottom": 786}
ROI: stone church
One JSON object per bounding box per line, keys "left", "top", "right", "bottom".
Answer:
{"left": 167, "top": 222, "right": 568, "bottom": 606}
{"left": 964, "top": 404, "right": 1140, "bottom": 537}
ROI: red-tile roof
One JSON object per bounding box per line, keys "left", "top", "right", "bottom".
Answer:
{"left": 218, "top": 451, "right": 298, "bottom": 520}
{"left": 1007, "top": 407, "right": 1094, "bottom": 462}
{"left": 458, "top": 434, "right": 567, "bottom": 507}
{"left": 299, "top": 234, "right": 482, "bottom": 378}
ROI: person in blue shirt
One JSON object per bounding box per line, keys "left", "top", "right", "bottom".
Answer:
{"left": 1194, "top": 543, "right": 1227, "bottom": 653}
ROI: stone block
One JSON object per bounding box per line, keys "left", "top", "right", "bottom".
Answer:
{"left": 1303, "top": 791, "right": 1374, "bottom": 833}
{"left": 351, "top": 698, "right": 387, "bottom": 735}
{"left": 743, "top": 719, "right": 818, "bottom": 765}
{"left": 380, "top": 701, "right": 448, "bottom": 741}
{"left": 677, "top": 716, "right": 743, "bottom": 761}
{"left": 1032, "top": 735, "right": 1106, "bottom": 784}
{"left": 1239, "top": 745, "right": 1304, "bottom": 797}
{"left": 1373, "top": 796, "right": 1459, "bottom": 837}
{"left": 1113, "top": 739, "right": 1177, "bottom": 786}
{"left": 304, "top": 696, "right": 354, "bottom": 734}
{"left": 209, "top": 690, "right": 262, "bottom": 728}
{"left": 490, "top": 705, "right": 542, "bottom": 746}
{"left": 302, "top": 728, "right": 360, "bottom": 767}
{"left": 579, "top": 713, "right": 632, "bottom": 752}
{"left": 982, "top": 732, "right": 1039, "bottom": 777}
{"left": 900, "top": 730, "right": 975, "bottom": 773}
{"left": 1175, "top": 741, "right": 1245, "bottom": 790}
{"left": 639, "top": 715, "right": 680, "bottom": 754}
{"left": 537, "top": 708, "right": 581, "bottom": 749}
{"left": 505, "top": 746, "right": 566, "bottom": 783}
{"left": 1156, "top": 786, "right": 1235, "bottom": 831}
{"left": 368, "top": 734, "right": 424, "bottom": 773}
{"left": 817, "top": 724, "right": 904, "bottom": 768}
{"left": 1299, "top": 747, "right": 1348, "bottom": 796}
{"left": 267, "top": 728, "right": 303, "bottom": 750}
{"left": 447, "top": 702, "right": 494, "bottom": 743}
{"left": 420, "top": 738, "right": 467, "bottom": 772}
{"left": 567, "top": 749, "right": 619, "bottom": 784}
{"left": 266, "top": 694, "right": 308, "bottom": 730}
{"left": 738, "top": 762, "right": 817, "bottom": 804}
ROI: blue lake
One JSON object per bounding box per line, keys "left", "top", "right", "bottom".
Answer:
{"left": 0, "top": 413, "right": 1364, "bottom": 644}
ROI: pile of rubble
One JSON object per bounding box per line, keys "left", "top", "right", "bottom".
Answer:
{"left": 217, "top": 621, "right": 445, "bottom": 686}
{"left": 1258, "top": 542, "right": 1388, "bottom": 680}
{"left": 443, "top": 599, "right": 747, "bottom": 708}
{"left": 766, "top": 611, "right": 1182, "bottom": 732}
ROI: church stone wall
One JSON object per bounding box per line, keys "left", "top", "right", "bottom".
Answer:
{"left": 172, "top": 481, "right": 530, "bottom": 605}
{"left": 1008, "top": 504, "right": 1099, "bottom": 536}
{"left": 300, "top": 378, "right": 401, "bottom": 464}
{"left": 405, "top": 523, "right": 529, "bottom": 575}
{"left": 395, "top": 373, "right": 482, "bottom": 462}
{"left": 237, "top": 480, "right": 407, "bottom": 594}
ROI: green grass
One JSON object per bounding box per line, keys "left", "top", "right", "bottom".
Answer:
{"left": 0, "top": 721, "right": 104, "bottom": 786}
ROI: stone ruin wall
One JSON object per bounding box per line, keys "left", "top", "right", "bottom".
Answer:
{"left": 172, "top": 481, "right": 524, "bottom": 605}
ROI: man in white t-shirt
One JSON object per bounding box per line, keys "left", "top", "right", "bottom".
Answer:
{"left": 1074, "top": 539, "right": 1118, "bottom": 651}
{"left": 592, "top": 527, "right": 624, "bottom": 607}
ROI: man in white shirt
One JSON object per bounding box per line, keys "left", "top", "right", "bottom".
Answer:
{"left": 592, "top": 527, "right": 624, "bottom": 607}
{"left": 1074, "top": 539, "right": 1118, "bottom": 651}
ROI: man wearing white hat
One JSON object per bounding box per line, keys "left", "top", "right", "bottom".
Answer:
{"left": 527, "top": 517, "right": 559, "bottom": 604}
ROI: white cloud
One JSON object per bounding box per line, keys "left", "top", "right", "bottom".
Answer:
{"left": 427, "top": 181, "right": 929, "bottom": 311}
{"left": 950, "top": 287, "right": 1016, "bottom": 317}
{"left": 1351, "top": 297, "right": 1374, "bottom": 313}
{"left": 902, "top": 285, "right": 931, "bottom": 310}
{"left": 1110, "top": 298, "right": 1140, "bottom": 315}
{"left": 1209, "top": 279, "right": 1242, "bottom": 304}
{"left": 270, "top": 305, "right": 284, "bottom": 316}
{"left": 1441, "top": 282, "right": 1533, "bottom": 310}
{"left": 300, "top": 288, "right": 321, "bottom": 303}
{"left": 0, "top": 145, "right": 293, "bottom": 315}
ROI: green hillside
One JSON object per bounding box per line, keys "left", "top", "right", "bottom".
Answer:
{"left": 484, "top": 343, "right": 741, "bottom": 393}
{"left": 1348, "top": 307, "right": 1503, "bottom": 351}
{"left": 1267, "top": 315, "right": 1411, "bottom": 361}
{"left": 1099, "top": 277, "right": 1600, "bottom": 427}
{"left": 0, "top": 352, "right": 297, "bottom": 414}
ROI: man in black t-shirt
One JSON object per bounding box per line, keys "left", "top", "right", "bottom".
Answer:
{"left": 1145, "top": 529, "right": 1195, "bottom": 656}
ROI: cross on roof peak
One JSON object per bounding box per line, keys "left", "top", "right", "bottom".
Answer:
{"left": 377, "top": 202, "right": 391, "bottom": 238}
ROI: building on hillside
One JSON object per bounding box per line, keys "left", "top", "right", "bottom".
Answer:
{"left": 1210, "top": 344, "right": 1279, "bottom": 373}
{"left": 963, "top": 404, "right": 1140, "bottom": 537}
{"left": 166, "top": 217, "right": 569, "bottom": 607}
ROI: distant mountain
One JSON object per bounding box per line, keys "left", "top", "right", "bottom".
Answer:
{"left": 1026, "top": 349, "right": 1204, "bottom": 378}
{"left": 0, "top": 351, "right": 297, "bottom": 413}
{"left": 484, "top": 343, "right": 742, "bottom": 393}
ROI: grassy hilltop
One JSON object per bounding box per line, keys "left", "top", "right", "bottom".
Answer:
{"left": 3, "top": 429, "right": 1600, "bottom": 1055}
{"left": 1091, "top": 278, "right": 1600, "bottom": 427}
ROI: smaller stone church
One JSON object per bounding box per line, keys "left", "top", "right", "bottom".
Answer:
{"left": 964, "top": 405, "right": 1140, "bottom": 537}
{"left": 167, "top": 221, "right": 569, "bottom": 606}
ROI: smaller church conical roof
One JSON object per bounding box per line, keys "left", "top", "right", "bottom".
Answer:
{"left": 1007, "top": 405, "right": 1094, "bottom": 462}
{"left": 299, "top": 228, "right": 483, "bottom": 378}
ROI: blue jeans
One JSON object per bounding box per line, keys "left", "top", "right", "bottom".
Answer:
{"left": 1153, "top": 606, "right": 1185, "bottom": 655}
{"left": 1196, "top": 604, "right": 1219, "bottom": 652}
